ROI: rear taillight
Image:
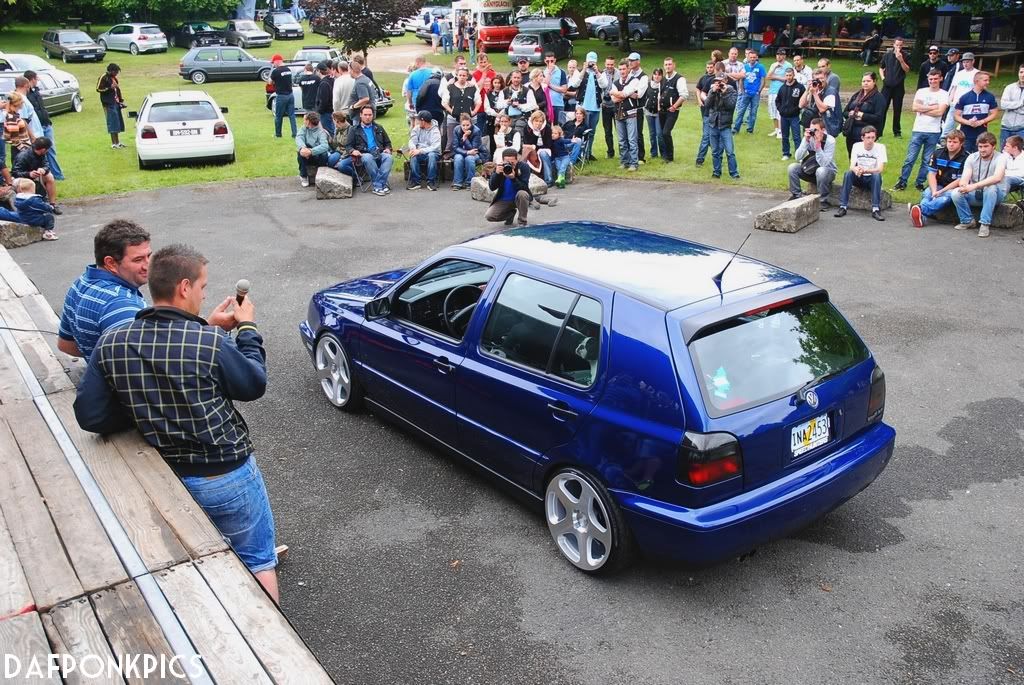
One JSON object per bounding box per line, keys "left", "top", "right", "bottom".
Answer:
{"left": 383, "top": 89, "right": 391, "bottom": 97}
{"left": 139, "top": 34, "right": 148, "bottom": 40}
{"left": 140, "top": 126, "right": 157, "bottom": 139}
{"left": 265, "top": 82, "right": 274, "bottom": 93}
{"left": 213, "top": 121, "right": 228, "bottom": 135}
{"left": 867, "top": 365, "right": 885, "bottom": 423}
{"left": 178, "top": 61, "right": 184, "bottom": 69}
{"left": 534, "top": 46, "right": 542, "bottom": 53}
{"left": 678, "top": 432, "right": 742, "bottom": 487}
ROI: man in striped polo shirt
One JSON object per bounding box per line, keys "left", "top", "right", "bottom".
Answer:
{"left": 58, "top": 220, "right": 152, "bottom": 359}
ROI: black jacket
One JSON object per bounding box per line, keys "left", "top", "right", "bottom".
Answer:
{"left": 12, "top": 147, "right": 46, "bottom": 178}
{"left": 917, "top": 58, "right": 949, "bottom": 89}
{"left": 345, "top": 122, "right": 392, "bottom": 154}
{"left": 706, "top": 85, "right": 737, "bottom": 129}
{"left": 776, "top": 81, "right": 806, "bottom": 118}
{"left": 416, "top": 76, "right": 444, "bottom": 122}
{"left": 844, "top": 89, "right": 886, "bottom": 137}
{"left": 487, "top": 161, "right": 532, "bottom": 204}
{"left": 315, "top": 75, "right": 334, "bottom": 114}
{"left": 26, "top": 87, "right": 52, "bottom": 128}
{"left": 296, "top": 71, "right": 320, "bottom": 110}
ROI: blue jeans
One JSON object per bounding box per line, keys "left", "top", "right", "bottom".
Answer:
{"left": 554, "top": 154, "right": 573, "bottom": 178}
{"left": 696, "top": 114, "right": 711, "bottom": 163}
{"left": 41, "top": 125, "right": 64, "bottom": 180}
{"left": 582, "top": 109, "right": 600, "bottom": 159}
{"left": 919, "top": 187, "right": 955, "bottom": 217}
{"left": 442, "top": 34, "right": 453, "bottom": 54}
{"left": 320, "top": 115, "right": 335, "bottom": 136}
{"left": 360, "top": 152, "right": 394, "bottom": 189}
{"left": 469, "top": 39, "right": 476, "bottom": 64}
{"left": 327, "top": 151, "right": 344, "bottom": 169}
{"left": 1000, "top": 127, "right": 1024, "bottom": 148}
{"left": 899, "top": 131, "right": 941, "bottom": 186}
{"left": 0, "top": 206, "right": 19, "bottom": 222}
{"left": 181, "top": 457, "right": 277, "bottom": 573}
{"left": 839, "top": 171, "right": 883, "bottom": 208}
{"left": 733, "top": 92, "right": 759, "bottom": 133}
{"left": 409, "top": 151, "right": 439, "bottom": 184}
{"left": 274, "top": 93, "right": 297, "bottom": 138}
{"left": 645, "top": 113, "right": 662, "bottom": 158}
{"left": 709, "top": 126, "right": 738, "bottom": 177}
{"left": 453, "top": 153, "right": 478, "bottom": 185}
{"left": 780, "top": 115, "right": 800, "bottom": 156}
{"left": 537, "top": 149, "right": 553, "bottom": 184}
{"left": 615, "top": 116, "right": 638, "bottom": 167}
{"left": 952, "top": 185, "right": 1006, "bottom": 225}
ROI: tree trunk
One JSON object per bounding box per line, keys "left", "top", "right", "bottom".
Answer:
{"left": 911, "top": 11, "right": 929, "bottom": 66}
{"left": 618, "top": 13, "right": 631, "bottom": 53}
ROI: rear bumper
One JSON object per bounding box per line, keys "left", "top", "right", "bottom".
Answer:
{"left": 615, "top": 422, "right": 896, "bottom": 565}
{"left": 137, "top": 138, "right": 234, "bottom": 162}
{"left": 138, "top": 41, "right": 168, "bottom": 52}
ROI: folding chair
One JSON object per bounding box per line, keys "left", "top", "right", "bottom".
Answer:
{"left": 573, "top": 128, "right": 595, "bottom": 174}
{"left": 350, "top": 156, "right": 372, "bottom": 193}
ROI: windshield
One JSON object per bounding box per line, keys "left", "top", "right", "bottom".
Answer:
{"left": 235, "top": 21, "right": 259, "bottom": 31}
{"left": 688, "top": 299, "right": 869, "bottom": 417}
{"left": 481, "top": 11, "right": 513, "bottom": 27}
{"left": 273, "top": 15, "right": 300, "bottom": 26}
{"left": 140, "top": 26, "right": 163, "bottom": 35}
{"left": 9, "top": 55, "right": 51, "bottom": 71}
{"left": 148, "top": 101, "right": 219, "bottom": 122}
{"left": 190, "top": 23, "right": 214, "bottom": 31}
{"left": 294, "top": 50, "right": 327, "bottom": 61}
{"left": 60, "top": 31, "right": 93, "bottom": 44}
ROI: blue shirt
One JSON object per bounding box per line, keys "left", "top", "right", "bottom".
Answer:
{"left": 406, "top": 67, "right": 433, "bottom": 96}
{"left": 767, "top": 60, "right": 792, "bottom": 95}
{"left": 582, "top": 71, "right": 599, "bottom": 111}
{"left": 59, "top": 266, "right": 147, "bottom": 359}
{"left": 955, "top": 89, "right": 998, "bottom": 141}
{"left": 742, "top": 62, "right": 767, "bottom": 96}
{"left": 547, "top": 67, "right": 567, "bottom": 107}
{"left": 499, "top": 177, "right": 516, "bottom": 202}
{"left": 362, "top": 123, "right": 377, "bottom": 151}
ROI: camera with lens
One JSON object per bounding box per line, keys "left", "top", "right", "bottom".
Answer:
{"left": 502, "top": 162, "right": 515, "bottom": 175}
{"left": 812, "top": 79, "right": 824, "bottom": 89}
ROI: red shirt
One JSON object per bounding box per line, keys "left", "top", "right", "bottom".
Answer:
{"left": 763, "top": 29, "right": 776, "bottom": 45}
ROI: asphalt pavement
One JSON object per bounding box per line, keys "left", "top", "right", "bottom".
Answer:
{"left": 15, "top": 176, "right": 1024, "bottom": 684}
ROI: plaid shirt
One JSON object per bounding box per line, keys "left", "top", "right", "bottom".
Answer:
{"left": 75, "top": 307, "right": 267, "bottom": 477}
{"left": 59, "top": 266, "right": 146, "bottom": 360}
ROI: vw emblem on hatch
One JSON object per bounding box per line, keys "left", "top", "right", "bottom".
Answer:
{"left": 805, "top": 390, "right": 819, "bottom": 409}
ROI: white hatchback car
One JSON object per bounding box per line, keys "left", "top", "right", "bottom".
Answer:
{"left": 97, "top": 23, "right": 168, "bottom": 55}
{"left": 131, "top": 91, "right": 235, "bottom": 169}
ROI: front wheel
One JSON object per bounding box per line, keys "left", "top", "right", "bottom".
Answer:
{"left": 597, "top": 30, "right": 607, "bottom": 41}
{"left": 544, "top": 467, "right": 635, "bottom": 574}
{"left": 190, "top": 70, "right": 207, "bottom": 84}
{"left": 129, "top": 42, "right": 139, "bottom": 55}
{"left": 98, "top": 39, "right": 107, "bottom": 50}
{"left": 61, "top": 52, "right": 68, "bottom": 63}
{"left": 632, "top": 30, "right": 642, "bottom": 41}
{"left": 258, "top": 68, "right": 272, "bottom": 82}
{"left": 71, "top": 94, "right": 83, "bottom": 112}
{"left": 314, "top": 333, "right": 364, "bottom": 411}
{"left": 736, "top": 28, "right": 748, "bottom": 41}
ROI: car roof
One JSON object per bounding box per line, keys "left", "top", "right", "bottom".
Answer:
{"left": 144, "top": 90, "right": 218, "bottom": 104}
{"left": 121, "top": 23, "right": 161, "bottom": 28}
{"left": 462, "top": 222, "right": 806, "bottom": 310}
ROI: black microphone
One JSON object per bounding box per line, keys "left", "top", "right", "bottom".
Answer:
{"left": 235, "top": 279, "right": 250, "bottom": 306}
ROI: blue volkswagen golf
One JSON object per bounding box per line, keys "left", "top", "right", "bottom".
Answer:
{"left": 300, "top": 223, "right": 895, "bottom": 574}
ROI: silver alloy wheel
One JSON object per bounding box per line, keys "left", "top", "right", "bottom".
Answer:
{"left": 130, "top": 42, "right": 139, "bottom": 55}
{"left": 545, "top": 471, "right": 612, "bottom": 571}
{"left": 315, "top": 336, "right": 352, "bottom": 407}
{"left": 72, "top": 94, "right": 83, "bottom": 112}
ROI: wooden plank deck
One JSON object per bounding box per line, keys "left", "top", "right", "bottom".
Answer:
{"left": 42, "top": 598, "right": 127, "bottom": 685}
{"left": 0, "top": 507, "right": 33, "bottom": 621}
{"left": 0, "top": 613, "right": 61, "bottom": 683}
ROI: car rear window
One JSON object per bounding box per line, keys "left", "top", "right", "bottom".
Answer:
{"left": 141, "top": 26, "right": 163, "bottom": 35}
{"left": 688, "top": 299, "right": 869, "bottom": 417}
{"left": 513, "top": 35, "right": 538, "bottom": 45}
{"left": 148, "top": 101, "right": 219, "bottom": 122}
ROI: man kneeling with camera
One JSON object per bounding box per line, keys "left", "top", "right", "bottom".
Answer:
{"left": 485, "top": 148, "right": 532, "bottom": 226}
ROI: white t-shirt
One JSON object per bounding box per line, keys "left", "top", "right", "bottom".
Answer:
{"left": 850, "top": 142, "right": 887, "bottom": 171}
{"left": 949, "top": 67, "right": 977, "bottom": 104}
{"left": 1005, "top": 151, "right": 1024, "bottom": 179}
{"left": 793, "top": 65, "right": 813, "bottom": 87}
{"left": 912, "top": 87, "right": 949, "bottom": 133}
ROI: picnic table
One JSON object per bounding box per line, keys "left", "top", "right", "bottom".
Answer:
{"left": 0, "top": 246, "right": 331, "bottom": 683}
{"left": 59, "top": 17, "right": 93, "bottom": 33}
{"left": 974, "top": 50, "right": 1024, "bottom": 77}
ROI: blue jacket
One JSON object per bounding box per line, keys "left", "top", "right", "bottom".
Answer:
{"left": 75, "top": 306, "right": 268, "bottom": 476}
{"left": 551, "top": 137, "right": 573, "bottom": 159}
{"left": 450, "top": 125, "right": 482, "bottom": 156}
{"left": 13, "top": 194, "right": 53, "bottom": 227}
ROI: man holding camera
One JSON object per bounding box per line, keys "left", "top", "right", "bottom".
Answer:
{"left": 485, "top": 147, "right": 532, "bottom": 226}
{"left": 799, "top": 69, "right": 842, "bottom": 139}
{"left": 787, "top": 117, "right": 836, "bottom": 206}
{"left": 567, "top": 51, "right": 603, "bottom": 161}
{"left": 707, "top": 73, "right": 739, "bottom": 179}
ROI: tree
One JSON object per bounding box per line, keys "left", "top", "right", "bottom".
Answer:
{"left": 300, "top": 0, "right": 422, "bottom": 63}
{"left": 97, "top": 0, "right": 240, "bottom": 24}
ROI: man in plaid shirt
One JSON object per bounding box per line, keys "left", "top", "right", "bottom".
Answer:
{"left": 75, "top": 244, "right": 281, "bottom": 603}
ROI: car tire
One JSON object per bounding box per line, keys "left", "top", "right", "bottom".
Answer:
{"left": 632, "top": 30, "right": 642, "bottom": 41}
{"left": 138, "top": 156, "right": 149, "bottom": 170}
{"left": 598, "top": 30, "right": 607, "bottom": 41}
{"left": 226, "top": 152, "right": 236, "bottom": 164}
{"left": 62, "top": 52, "right": 69, "bottom": 63}
{"left": 314, "top": 333, "right": 364, "bottom": 411}
{"left": 258, "top": 68, "right": 272, "bottom": 82}
{"left": 190, "top": 71, "right": 208, "bottom": 84}
{"left": 736, "top": 28, "right": 748, "bottom": 41}
{"left": 544, "top": 467, "right": 635, "bottom": 574}
{"left": 129, "top": 42, "right": 139, "bottom": 55}
{"left": 98, "top": 39, "right": 107, "bottom": 50}
{"left": 71, "top": 94, "right": 83, "bottom": 113}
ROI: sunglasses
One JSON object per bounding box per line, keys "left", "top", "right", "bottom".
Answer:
{"left": 929, "top": 50, "right": 938, "bottom": 54}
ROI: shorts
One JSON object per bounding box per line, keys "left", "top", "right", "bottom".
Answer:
{"left": 767, "top": 95, "right": 780, "bottom": 121}
{"left": 181, "top": 456, "right": 277, "bottom": 573}
{"left": 105, "top": 105, "right": 125, "bottom": 134}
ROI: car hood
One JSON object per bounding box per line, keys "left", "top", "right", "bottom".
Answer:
{"left": 321, "top": 268, "right": 410, "bottom": 300}
{"left": 241, "top": 29, "right": 271, "bottom": 36}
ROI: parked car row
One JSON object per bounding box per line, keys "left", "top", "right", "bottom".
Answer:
{"left": 0, "top": 51, "right": 82, "bottom": 115}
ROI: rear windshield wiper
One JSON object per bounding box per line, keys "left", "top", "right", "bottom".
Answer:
{"left": 794, "top": 369, "right": 842, "bottom": 405}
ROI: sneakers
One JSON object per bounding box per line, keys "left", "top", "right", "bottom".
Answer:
{"left": 427, "top": 182, "right": 438, "bottom": 191}
{"left": 834, "top": 207, "right": 848, "bottom": 217}
{"left": 382, "top": 185, "right": 392, "bottom": 195}
{"left": 819, "top": 199, "right": 832, "bottom": 212}
{"left": 556, "top": 174, "right": 566, "bottom": 189}
{"left": 406, "top": 181, "right": 421, "bottom": 190}
{"left": 730, "top": 174, "right": 741, "bottom": 180}
{"left": 111, "top": 143, "right": 126, "bottom": 150}
{"left": 711, "top": 173, "right": 721, "bottom": 179}
{"left": 915, "top": 182, "right": 925, "bottom": 191}
{"left": 450, "top": 183, "right": 463, "bottom": 190}
{"left": 300, "top": 177, "right": 310, "bottom": 187}
{"left": 637, "top": 159, "right": 646, "bottom": 165}
{"left": 872, "top": 209, "right": 885, "bottom": 221}
{"left": 893, "top": 181, "right": 907, "bottom": 191}
{"left": 909, "top": 204, "right": 925, "bottom": 228}
{"left": 768, "top": 130, "right": 778, "bottom": 137}
{"left": 695, "top": 160, "right": 704, "bottom": 167}
{"left": 954, "top": 220, "right": 977, "bottom": 231}
{"left": 978, "top": 224, "right": 990, "bottom": 237}
{"left": 372, "top": 187, "right": 387, "bottom": 196}
{"left": 788, "top": 193, "right": 802, "bottom": 201}
{"left": 41, "top": 230, "right": 58, "bottom": 241}
{"left": 626, "top": 166, "right": 638, "bottom": 172}
{"left": 781, "top": 155, "right": 790, "bottom": 161}
{"left": 51, "top": 204, "right": 63, "bottom": 215}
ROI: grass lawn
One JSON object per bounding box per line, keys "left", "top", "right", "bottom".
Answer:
{"left": 2, "top": 22, "right": 1018, "bottom": 207}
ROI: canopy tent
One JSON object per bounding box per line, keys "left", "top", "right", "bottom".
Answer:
{"left": 754, "top": 0, "right": 882, "bottom": 15}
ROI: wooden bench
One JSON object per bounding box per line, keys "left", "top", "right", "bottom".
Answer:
{"left": 974, "top": 50, "right": 1024, "bottom": 77}
{"left": 0, "top": 246, "right": 332, "bottom": 683}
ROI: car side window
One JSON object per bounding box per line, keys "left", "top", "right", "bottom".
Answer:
{"left": 481, "top": 274, "right": 600, "bottom": 384}
{"left": 393, "top": 259, "right": 495, "bottom": 341}
{"left": 196, "top": 49, "right": 218, "bottom": 62}
{"left": 221, "top": 48, "right": 242, "bottom": 61}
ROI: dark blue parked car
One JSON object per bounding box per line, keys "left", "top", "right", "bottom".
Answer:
{"left": 300, "top": 223, "right": 894, "bottom": 573}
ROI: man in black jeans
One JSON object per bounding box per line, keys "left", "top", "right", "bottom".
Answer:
{"left": 880, "top": 37, "right": 911, "bottom": 137}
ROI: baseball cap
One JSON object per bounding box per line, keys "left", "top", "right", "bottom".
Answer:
{"left": 517, "top": 56, "right": 529, "bottom": 63}
{"left": 271, "top": 53, "right": 283, "bottom": 62}
{"left": 776, "top": 47, "right": 787, "bottom": 55}
{"left": 928, "top": 45, "right": 939, "bottom": 52}
{"left": 713, "top": 73, "right": 728, "bottom": 82}
{"left": 417, "top": 110, "right": 432, "bottom": 122}
{"left": 947, "top": 47, "right": 960, "bottom": 56}
{"left": 962, "top": 51, "right": 975, "bottom": 60}
{"left": 586, "top": 51, "right": 598, "bottom": 64}
{"left": 627, "top": 52, "right": 641, "bottom": 61}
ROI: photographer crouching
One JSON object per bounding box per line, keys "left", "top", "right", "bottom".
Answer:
{"left": 787, "top": 117, "right": 837, "bottom": 207}
{"left": 485, "top": 148, "right": 532, "bottom": 226}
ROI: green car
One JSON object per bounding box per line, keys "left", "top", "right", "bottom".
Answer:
{"left": 179, "top": 46, "right": 273, "bottom": 85}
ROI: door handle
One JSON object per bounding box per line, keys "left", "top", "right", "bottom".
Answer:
{"left": 433, "top": 357, "right": 455, "bottom": 374}
{"left": 547, "top": 401, "right": 578, "bottom": 420}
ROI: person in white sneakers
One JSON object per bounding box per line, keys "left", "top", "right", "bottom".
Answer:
{"left": 893, "top": 68, "right": 948, "bottom": 191}
{"left": 950, "top": 131, "right": 1005, "bottom": 237}
{"left": 765, "top": 48, "right": 792, "bottom": 139}
{"left": 834, "top": 125, "right": 886, "bottom": 221}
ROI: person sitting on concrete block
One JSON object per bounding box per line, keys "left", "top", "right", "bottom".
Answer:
{"left": 296, "top": 111, "right": 330, "bottom": 188}
{"left": 787, "top": 117, "right": 836, "bottom": 210}
{"left": 909, "top": 129, "right": 969, "bottom": 228}
{"left": 12, "top": 177, "right": 57, "bottom": 240}
{"left": 1002, "top": 134, "right": 1024, "bottom": 193}
{"left": 834, "top": 126, "right": 886, "bottom": 221}
{"left": 949, "top": 131, "right": 1006, "bottom": 238}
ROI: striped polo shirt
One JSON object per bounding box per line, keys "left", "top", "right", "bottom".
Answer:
{"left": 58, "top": 266, "right": 146, "bottom": 359}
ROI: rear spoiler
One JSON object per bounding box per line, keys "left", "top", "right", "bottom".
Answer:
{"left": 681, "top": 283, "right": 826, "bottom": 344}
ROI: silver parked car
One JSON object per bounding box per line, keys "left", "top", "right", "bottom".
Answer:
{"left": 223, "top": 19, "right": 273, "bottom": 49}
{"left": 41, "top": 28, "right": 107, "bottom": 63}
{"left": 0, "top": 72, "right": 82, "bottom": 115}
{"left": 96, "top": 23, "right": 168, "bottom": 55}
{"left": 179, "top": 46, "right": 273, "bottom": 85}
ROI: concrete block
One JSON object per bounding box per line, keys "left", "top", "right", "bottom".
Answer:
{"left": 315, "top": 167, "right": 353, "bottom": 200}
{"left": 829, "top": 186, "right": 892, "bottom": 210}
{"left": 755, "top": 195, "right": 820, "bottom": 233}
{"left": 528, "top": 175, "right": 548, "bottom": 196}
{"left": 932, "top": 202, "right": 1024, "bottom": 230}
{"left": 0, "top": 221, "right": 42, "bottom": 249}
{"left": 470, "top": 176, "right": 496, "bottom": 203}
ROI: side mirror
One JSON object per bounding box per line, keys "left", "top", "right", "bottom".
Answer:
{"left": 220, "top": 106, "right": 229, "bottom": 113}
{"left": 128, "top": 111, "right": 138, "bottom": 118}
{"left": 364, "top": 295, "right": 391, "bottom": 320}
